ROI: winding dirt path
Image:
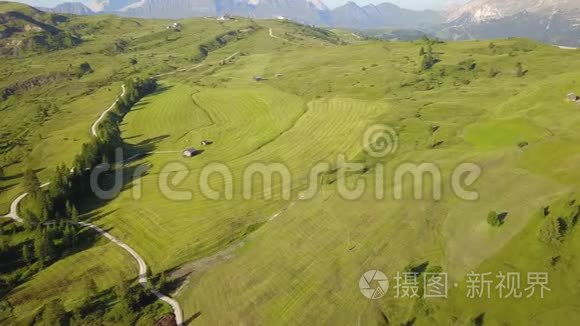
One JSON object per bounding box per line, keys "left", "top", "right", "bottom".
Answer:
{"left": 3, "top": 85, "right": 184, "bottom": 325}
{"left": 3, "top": 49, "right": 244, "bottom": 323}
{"left": 77, "top": 222, "right": 183, "bottom": 325}
{"left": 1, "top": 183, "right": 50, "bottom": 223}
{"left": 90, "top": 84, "right": 126, "bottom": 137}
{"left": 268, "top": 28, "right": 295, "bottom": 44}
{"left": 87, "top": 84, "right": 184, "bottom": 324}
{"left": 2, "top": 195, "right": 183, "bottom": 325}
{"left": 153, "top": 63, "right": 204, "bottom": 78}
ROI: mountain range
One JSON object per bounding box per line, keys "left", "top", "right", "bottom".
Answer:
{"left": 38, "top": 0, "right": 444, "bottom": 29}
{"left": 442, "top": 0, "right": 580, "bottom": 46}
{"left": 37, "top": 0, "right": 580, "bottom": 46}
{"left": 41, "top": 2, "right": 95, "bottom": 15}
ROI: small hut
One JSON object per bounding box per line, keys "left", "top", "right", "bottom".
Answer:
{"left": 182, "top": 148, "right": 200, "bottom": 157}
{"left": 217, "top": 14, "right": 234, "bottom": 21}
{"left": 567, "top": 93, "right": 578, "bottom": 101}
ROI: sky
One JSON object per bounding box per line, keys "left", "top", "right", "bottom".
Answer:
{"left": 15, "top": 0, "right": 470, "bottom": 11}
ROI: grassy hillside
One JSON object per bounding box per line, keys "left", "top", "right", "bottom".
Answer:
{"left": 1, "top": 2, "right": 580, "bottom": 325}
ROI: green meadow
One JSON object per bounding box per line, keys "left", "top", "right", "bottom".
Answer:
{"left": 1, "top": 1, "right": 580, "bottom": 324}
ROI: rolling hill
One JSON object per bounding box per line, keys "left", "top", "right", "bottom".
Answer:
{"left": 0, "top": 1, "right": 80, "bottom": 55}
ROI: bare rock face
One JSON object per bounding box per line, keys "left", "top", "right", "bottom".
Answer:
{"left": 441, "top": 0, "right": 580, "bottom": 47}
{"left": 447, "top": 0, "right": 580, "bottom": 23}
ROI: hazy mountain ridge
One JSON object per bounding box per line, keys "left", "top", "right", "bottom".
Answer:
{"left": 32, "top": 0, "right": 580, "bottom": 46}
{"left": 41, "top": 2, "right": 94, "bottom": 15}
{"left": 43, "top": 0, "right": 444, "bottom": 28}
{"left": 329, "top": 2, "right": 442, "bottom": 28}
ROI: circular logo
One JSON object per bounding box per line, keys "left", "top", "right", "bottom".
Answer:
{"left": 359, "top": 270, "right": 389, "bottom": 299}
{"left": 362, "top": 124, "right": 399, "bottom": 158}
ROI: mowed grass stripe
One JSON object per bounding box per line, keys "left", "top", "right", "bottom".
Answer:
{"left": 94, "top": 86, "right": 387, "bottom": 271}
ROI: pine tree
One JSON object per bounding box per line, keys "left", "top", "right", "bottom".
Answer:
{"left": 419, "top": 44, "right": 436, "bottom": 71}
{"left": 22, "top": 244, "right": 33, "bottom": 265}
{"left": 114, "top": 279, "right": 130, "bottom": 299}
{"left": 40, "top": 300, "right": 67, "bottom": 325}
{"left": 419, "top": 47, "right": 425, "bottom": 56}
{"left": 0, "top": 239, "right": 8, "bottom": 256}
{"left": 64, "top": 224, "right": 77, "bottom": 250}
{"left": 41, "top": 207, "right": 50, "bottom": 222}
{"left": 85, "top": 278, "right": 98, "bottom": 297}
{"left": 23, "top": 169, "right": 40, "bottom": 194}
{"left": 420, "top": 55, "right": 427, "bottom": 70}
{"left": 26, "top": 210, "right": 40, "bottom": 226}
{"left": 34, "top": 229, "right": 57, "bottom": 264}
{"left": 71, "top": 206, "right": 79, "bottom": 223}
{"left": 157, "top": 272, "right": 167, "bottom": 291}
{"left": 33, "top": 230, "right": 46, "bottom": 262}
{"left": 487, "top": 211, "right": 503, "bottom": 227}
{"left": 515, "top": 62, "right": 525, "bottom": 77}
{"left": 425, "top": 44, "right": 434, "bottom": 68}
{"left": 65, "top": 201, "right": 74, "bottom": 219}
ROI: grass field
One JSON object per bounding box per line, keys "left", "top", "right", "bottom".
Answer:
{"left": 2, "top": 3, "right": 580, "bottom": 324}
{"left": 8, "top": 240, "right": 138, "bottom": 323}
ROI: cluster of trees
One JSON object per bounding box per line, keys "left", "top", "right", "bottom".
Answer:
{"left": 27, "top": 32, "right": 80, "bottom": 54}
{"left": 22, "top": 77, "right": 157, "bottom": 226}
{"left": 419, "top": 44, "right": 437, "bottom": 70}
{"left": 11, "top": 77, "right": 157, "bottom": 274}
{"left": 30, "top": 279, "right": 159, "bottom": 325}
{"left": 191, "top": 26, "right": 257, "bottom": 63}
{"left": 193, "top": 30, "right": 241, "bottom": 62}
{"left": 487, "top": 211, "right": 504, "bottom": 227}
{"left": 539, "top": 201, "right": 579, "bottom": 245}
{"left": 102, "top": 39, "right": 129, "bottom": 56}
{"left": 30, "top": 222, "right": 85, "bottom": 265}
{"left": 73, "top": 62, "right": 93, "bottom": 78}
{"left": 0, "top": 221, "right": 88, "bottom": 301}
{"left": 0, "top": 77, "right": 158, "bottom": 319}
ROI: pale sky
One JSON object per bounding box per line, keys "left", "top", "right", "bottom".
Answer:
{"left": 14, "top": 0, "right": 469, "bottom": 11}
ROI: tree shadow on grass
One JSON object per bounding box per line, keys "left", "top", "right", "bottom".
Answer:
{"left": 0, "top": 183, "right": 16, "bottom": 193}
{"left": 75, "top": 131, "right": 171, "bottom": 224}
{"left": 124, "top": 134, "right": 144, "bottom": 141}
{"left": 78, "top": 208, "right": 119, "bottom": 223}
{"left": 75, "top": 130, "right": 174, "bottom": 222}
{"left": 472, "top": 313, "right": 485, "bottom": 326}
{"left": 76, "top": 162, "right": 153, "bottom": 223}
{"left": 0, "top": 167, "right": 45, "bottom": 182}
{"left": 184, "top": 312, "right": 202, "bottom": 325}
{"left": 135, "top": 135, "right": 170, "bottom": 148}
{"left": 498, "top": 212, "right": 508, "bottom": 224}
